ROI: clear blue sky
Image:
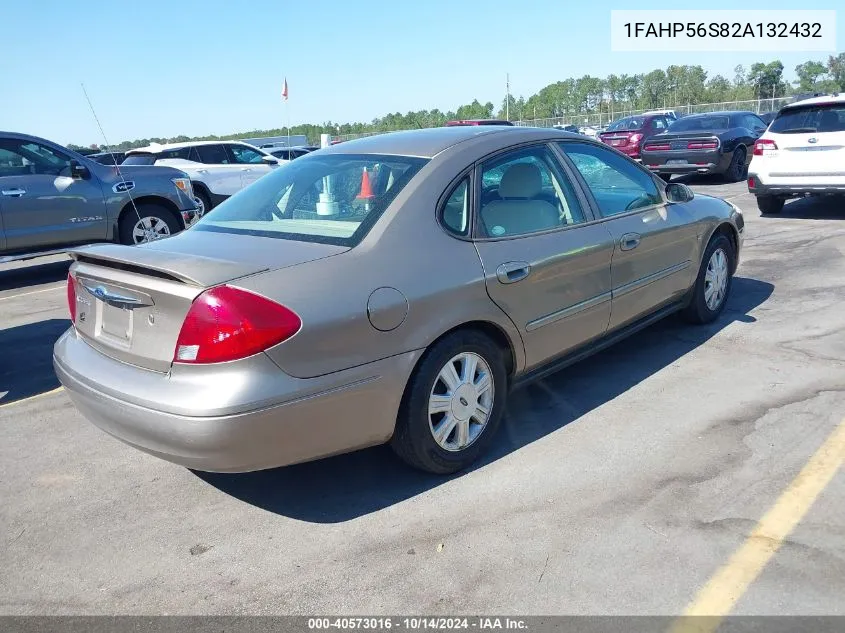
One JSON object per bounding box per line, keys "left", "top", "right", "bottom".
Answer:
{"left": 2, "top": 0, "right": 841, "bottom": 146}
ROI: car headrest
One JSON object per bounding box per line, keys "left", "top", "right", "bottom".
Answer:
{"left": 498, "top": 163, "right": 542, "bottom": 198}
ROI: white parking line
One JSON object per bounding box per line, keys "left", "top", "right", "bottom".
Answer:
{"left": 0, "top": 285, "right": 64, "bottom": 302}
{"left": 0, "top": 386, "right": 65, "bottom": 409}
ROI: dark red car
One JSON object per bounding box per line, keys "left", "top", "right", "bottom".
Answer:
{"left": 598, "top": 114, "right": 672, "bottom": 160}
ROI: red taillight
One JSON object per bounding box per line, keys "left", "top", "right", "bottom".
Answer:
{"left": 629, "top": 133, "right": 643, "bottom": 144}
{"left": 644, "top": 143, "right": 671, "bottom": 151}
{"left": 173, "top": 286, "right": 301, "bottom": 364}
{"left": 687, "top": 141, "right": 718, "bottom": 150}
{"left": 753, "top": 139, "right": 777, "bottom": 156}
{"left": 67, "top": 272, "right": 77, "bottom": 324}
{"left": 748, "top": 176, "right": 756, "bottom": 188}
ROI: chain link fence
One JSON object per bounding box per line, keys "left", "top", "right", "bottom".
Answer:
{"left": 331, "top": 97, "right": 795, "bottom": 142}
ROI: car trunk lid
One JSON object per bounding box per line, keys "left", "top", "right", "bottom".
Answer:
{"left": 68, "top": 231, "right": 348, "bottom": 373}
{"left": 599, "top": 131, "right": 641, "bottom": 149}
{"left": 766, "top": 130, "right": 845, "bottom": 175}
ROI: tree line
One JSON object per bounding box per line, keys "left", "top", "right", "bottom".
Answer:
{"left": 69, "top": 53, "right": 845, "bottom": 151}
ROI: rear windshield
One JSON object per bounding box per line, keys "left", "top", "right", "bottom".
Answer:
{"left": 769, "top": 104, "right": 845, "bottom": 134}
{"left": 668, "top": 115, "right": 730, "bottom": 132}
{"left": 193, "top": 153, "right": 428, "bottom": 246}
{"left": 122, "top": 153, "right": 156, "bottom": 165}
{"left": 606, "top": 117, "right": 645, "bottom": 132}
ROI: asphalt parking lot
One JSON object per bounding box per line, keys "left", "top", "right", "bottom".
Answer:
{"left": 1, "top": 179, "right": 844, "bottom": 617}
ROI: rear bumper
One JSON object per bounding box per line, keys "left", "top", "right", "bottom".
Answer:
{"left": 748, "top": 174, "right": 845, "bottom": 197}
{"left": 643, "top": 150, "right": 730, "bottom": 174}
{"left": 54, "top": 329, "right": 422, "bottom": 472}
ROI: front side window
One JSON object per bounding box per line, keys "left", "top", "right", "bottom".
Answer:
{"left": 561, "top": 142, "right": 662, "bottom": 217}
{"left": 229, "top": 144, "right": 267, "bottom": 164}
{"left": 478, "top": 146, "right": 584, "bottom": 238}
{"left": 194, "top": 153, "right": 427, "bottom": 246}
{"left": 0, "top": 139, "right": 71, "bottom": 176}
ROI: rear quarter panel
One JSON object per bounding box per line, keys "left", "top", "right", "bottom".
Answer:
{"left": 236, "top": 143, "right": 528, "bottom": 380}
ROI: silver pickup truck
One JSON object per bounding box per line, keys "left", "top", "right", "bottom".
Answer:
{"left": 0, "top": 132, "right": 201, "bottom": 263}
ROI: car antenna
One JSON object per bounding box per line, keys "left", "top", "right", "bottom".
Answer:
{"left": 80, "top": 82, "right": 144, "bottom": 228}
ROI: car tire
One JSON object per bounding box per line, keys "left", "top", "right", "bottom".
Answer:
{"left": 194, "top": 188, "right": 212, "bottom": 217}
{"left": 756, "top": 195, "right": 784, "bottom": 215}
{"left": 118, "top": 203, "right": 181, "bottom": 245}
{"left": 682, "top": 233, "right": 735, "bottom": 325}
{"left": 725, "top": 147, "right": 747, "bottom": 182}
{"left": 390, "top": 330, "right": 508, "bottom": 474}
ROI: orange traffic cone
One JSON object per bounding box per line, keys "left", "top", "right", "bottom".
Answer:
{"left": 357, "top": 166, "right": 374, "bottom": 200}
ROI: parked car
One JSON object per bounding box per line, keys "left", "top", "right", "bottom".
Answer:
{"left": 445, "top": 119, "right": 514, "bottom": 126}
{"left": 0, "top": 132, "right": 199, "bottom": 261}
{"left": 758, "top": 112, "right": 777, "bottom": 126}
{"left": 55, "top": 126, "right": 744, "bottom": 475}
{"left": 748, "top": 94, "right": 845, "bottom": 214}
{"left": 123, "top": 141, "right": 282, "bottom": 215}
{"left": 643, "top": 109, "right": 680, "bottom": 121}
{"left": 87, "top": 151, "right": 127, "bottom": 166}
{"left": 553, "top": 124, "right": 581, "bottom": 134}
{"left": 598, "top": 114, "right": 672, "bottom": 161}
{"left": 640, "top": 111, "right": 767, "bottom": 181}
{"left": 267, "top": 145, "right": 319, "bottom": 161}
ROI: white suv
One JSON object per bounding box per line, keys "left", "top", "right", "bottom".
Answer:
{"left": 123, "top": 141, "right": 284, "bottom": 215}
{"left": 748, "top": 94, "right": 845, "bottom": 214}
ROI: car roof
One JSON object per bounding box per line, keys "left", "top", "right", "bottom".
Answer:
{"left": 783, "top": 93, "right": 845, "bottom": 109}
{"left": 680, "top": 110, "right": 753, "bottom": 118}
{"left": 318, "top": 126, "right": 556, "bottom": 158}
{"left": 126, "top": 139, "right": 260, "bottom": 154}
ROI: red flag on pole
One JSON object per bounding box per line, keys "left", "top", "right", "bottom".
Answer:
{"left": 282, "top": 78, "right": 288, "bottom": 101}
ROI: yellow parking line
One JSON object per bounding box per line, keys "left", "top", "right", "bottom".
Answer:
{"left": 0, "top": 285, "right": 64, "bottom": 302}
{"left": 671, "top": 418, "right": 845, "bottom": 633}
{"left": 0, "top": 386, "right": 64, "bottom": 409}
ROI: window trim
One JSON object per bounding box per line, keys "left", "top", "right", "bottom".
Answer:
{"left": 436, "top": 169, "right": 475, "bottom": 239}
{"left": 551, "top": 139, "right": 668, "bottom": 223}
{"left": 468, "top": 141, "right": 598, "bottom": 242}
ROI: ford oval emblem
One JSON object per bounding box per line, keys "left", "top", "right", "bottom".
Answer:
{"left": 93, "top": 286, "right": 107, "bottom": 298}
{"left": 808, "top": 137, "right": 818, "bottom": 144}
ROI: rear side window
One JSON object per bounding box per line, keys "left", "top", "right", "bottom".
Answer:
{"left": 195, "top": 144, "right": 231, "bottom": 164}
{"left": 440, "top": 177, "right": 470, "bottom": 236}
{"left": 159, "top": 147, "right": 193, "bottom": 161}
{"left": 770, "top": 104, "right": 845, "bottom": 134}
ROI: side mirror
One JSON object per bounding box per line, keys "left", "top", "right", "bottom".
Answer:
{"left": 70, "top": 160, "right": 91, "bottom": 180}
{"left": 262, "top": 155, "right": 279, "bottom": 165}
{"left": 665, "top": 182, "right": 694, "bottom": 203}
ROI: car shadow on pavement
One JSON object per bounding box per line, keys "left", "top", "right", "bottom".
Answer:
{"left": 0, "top": 258, "right": 70, "bottom": 292}
{"left": 760, "top": 196, "right": 845, "bottom": 220}
{"left": 196, "top": 276, "right": 774, "bottom": 524}
{"left": 0, "top": 318, "right": 69, "bottom": 406}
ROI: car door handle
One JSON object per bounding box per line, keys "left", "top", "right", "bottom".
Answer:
{"left": 240, "top": 168, "right": 251, "bottom": 172}
{"left": 496, "top": 261, "right": 531, "bottom": 284}
{"left": 620, "top": 233, "right": 641, "bottom": 251}
{"left": 1, "top": 188, "right": 26, "bottom": 197}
